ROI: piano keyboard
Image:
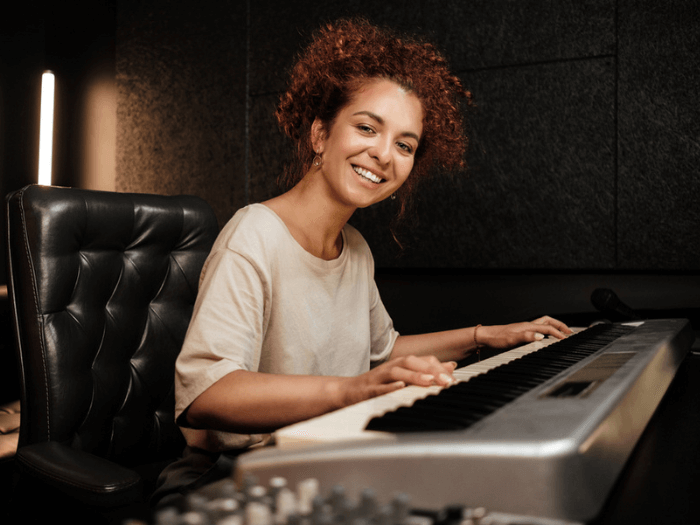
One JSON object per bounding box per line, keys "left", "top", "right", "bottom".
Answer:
{"left": 273, "top": 328, "right": 581, "bottom": 448}
{"left": 365, "top": 324, "right": 635, "bottom": 433}
{"left": 236, "top": 319, "right": 694, "bottom": 524}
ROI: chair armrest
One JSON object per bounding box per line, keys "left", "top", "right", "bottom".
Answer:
{"left": 15, "top": 441, "right": 143, "bottom": 507}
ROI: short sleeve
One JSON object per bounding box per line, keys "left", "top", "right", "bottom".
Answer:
{"left": 367, "top": 261, "right": 399, "bottom": 365}
{"left": 174, "top": 247, "right": 268, "bottom": 424}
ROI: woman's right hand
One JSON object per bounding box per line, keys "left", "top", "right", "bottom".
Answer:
{"left": 338, "top": 355, "right": 457, "bottom": 407}
{"left": 186, "top": 357, "right": 457, "bottom": 434}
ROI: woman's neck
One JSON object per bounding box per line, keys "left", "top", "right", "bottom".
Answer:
{"left": 263, "top": 172, "right": 354, "bottom": 261}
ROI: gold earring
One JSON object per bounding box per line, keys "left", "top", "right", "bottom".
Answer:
{"left": 313, "top": 152, "right": 323, "bottom": 167}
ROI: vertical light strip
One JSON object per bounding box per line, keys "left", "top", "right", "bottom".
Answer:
{"left": 38, "top": 70, "right": 55, "bottom": 186}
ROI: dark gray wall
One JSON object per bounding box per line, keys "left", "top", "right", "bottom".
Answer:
{"left": 113, "top": 0, "right": 698, "bottom": 270}
{"left": 0, "top": 9, "right": 45, "bottom": 289}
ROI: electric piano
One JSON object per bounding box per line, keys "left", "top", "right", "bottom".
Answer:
{"left": 235, "top": 319, "right": 695, "bottom": 525}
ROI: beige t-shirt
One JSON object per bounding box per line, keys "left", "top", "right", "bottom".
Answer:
{"left": 175, "top": 204, "right": 398, "bottom": 452}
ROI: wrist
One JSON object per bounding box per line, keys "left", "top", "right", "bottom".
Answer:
{"left": 325, "top": 376, "right": 351, "bottom": 410}
{"left": 475, "top": 324, "right": 493, "bottom": 348}
{"left": 473, "top": 324, "right": 486, "bottom": 360}
{"left": 473, "top": 324, "right": 483, "bottom": 348}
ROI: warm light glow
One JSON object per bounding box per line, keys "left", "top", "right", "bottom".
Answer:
{"left": 38, "top": 71, "right": 55, "bottom": 186}
{"left": 82, "top": 75, "right": 116, "bottom": 191}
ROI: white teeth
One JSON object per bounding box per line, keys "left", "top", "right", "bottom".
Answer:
{"left": 353, "top": 166, "right": 382, "bottom": 184}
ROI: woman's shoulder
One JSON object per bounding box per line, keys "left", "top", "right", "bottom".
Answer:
{"left": 215, "top": 204, "right": 288, "bottom": 254}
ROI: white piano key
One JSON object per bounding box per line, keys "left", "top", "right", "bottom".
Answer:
{"left": 275, "top": 333, "right": 578, "bottom": 448}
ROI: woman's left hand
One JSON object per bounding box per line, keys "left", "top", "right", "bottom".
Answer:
{"left": 477, "top": 316, "right": 572, "bottom": 350}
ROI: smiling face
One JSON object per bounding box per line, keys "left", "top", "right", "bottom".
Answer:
{"left": 311, "top": 78, "right": 424, "bottom": 210}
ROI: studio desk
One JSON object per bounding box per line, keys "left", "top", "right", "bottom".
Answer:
{"left": 230, "top": 319, "right": 699, "bottom": 525}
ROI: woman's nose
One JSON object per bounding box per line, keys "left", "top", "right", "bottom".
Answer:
{"left": 369, "top": 138, "right": 391, "bottom": 166}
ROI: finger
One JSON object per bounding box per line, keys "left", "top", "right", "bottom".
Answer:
{"left": 402, "top": 354, "right": 441, "bottom": 370}
{"left": 372, "top": 381, "right": 406, "bottom": 398}
{"left": 522, "top": 323, "right": 561, "bottom": 341}
{"left": 533, "top": 316, "right": 573, "bottom": 334}
{"left": 400, "top": 356, "right": 455, "bottom": 384}
{"left": 543, "top": 316, "right": 572, "bottom": 334}
{"left": 525, "top": 329, "right": 558, "bottom": 343}
{"left": 554, "top": 319, "right": 573, "bottom": 334}
{"left": 388, "top": 365, "right": 453, "bottom": 387}
{"left": 532, "top": 315, "right": 558, "bottom": 325}
{"left": 422, "top": 359, "right": 457, "bottom": 385}
{"left": 354, "top": 380, "right": 406, "bottom": 404}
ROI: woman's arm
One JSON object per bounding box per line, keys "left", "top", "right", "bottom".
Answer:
{"left": 184, "top": 317, "right": 570, "bottom": 434}
{"left": 390, "top": 316, "right": 573, "bottom": 362}
{"left": 184, "top": 355, "right": 457, "bottom": 434}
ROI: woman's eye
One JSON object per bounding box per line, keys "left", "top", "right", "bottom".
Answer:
{"left": 358, "top": 125, "right": 375, "bottom": 134}
{"left": 397, "top": 142, "right": 413, "bottom": 154}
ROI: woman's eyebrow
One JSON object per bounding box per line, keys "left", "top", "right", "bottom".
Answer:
{"left": 353, "top": 110, "right": 384, "bottom": 124}
{"left": 352, "top": 110, "right": 420, "bottom": 142}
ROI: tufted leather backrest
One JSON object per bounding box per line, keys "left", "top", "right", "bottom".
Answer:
{"left": 5, "top": 185, "right": 218, "bottom": 467}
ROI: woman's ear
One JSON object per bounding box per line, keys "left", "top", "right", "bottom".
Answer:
{"left": 310, "top": 118, "right": 326, "bottom": 153}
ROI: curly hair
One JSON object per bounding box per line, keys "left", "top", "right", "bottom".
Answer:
{"left": 276, "top": 18, "right": 472, "bottom": 220}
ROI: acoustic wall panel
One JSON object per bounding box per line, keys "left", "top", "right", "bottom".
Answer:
{"left": 116, "top": 0, "right": 248, "bottom": 228}
{"left": 617, "top": 1, "right": 700, "bottom": 269}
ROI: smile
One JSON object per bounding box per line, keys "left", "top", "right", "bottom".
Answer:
{"left": 353, "top": 165, "right": 384, "bottom": 184}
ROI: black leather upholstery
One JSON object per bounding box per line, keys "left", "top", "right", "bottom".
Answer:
{"left": 4, "top": 185, "right": 218, "bottom": 520}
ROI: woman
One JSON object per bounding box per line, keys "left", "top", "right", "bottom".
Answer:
{"left": 155, "top": 18, "right": 570, "bottom": 507}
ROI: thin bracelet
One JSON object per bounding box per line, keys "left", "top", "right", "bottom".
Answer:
{"left": 474, "top": 324, "right": 482, "bottom": 361}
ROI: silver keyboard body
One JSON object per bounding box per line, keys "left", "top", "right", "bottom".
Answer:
{"left": 236, "top": 319, "right": 694, "bottom": 524}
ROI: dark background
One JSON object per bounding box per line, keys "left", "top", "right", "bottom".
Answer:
{"left": 3, "top": 0, "right": 699, "bottom": 270}
{"left": 2, "top": 1, "right": 699, "bottom": 400}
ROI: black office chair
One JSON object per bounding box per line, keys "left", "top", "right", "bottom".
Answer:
{"left": 4, "top": 184, "right": 218, "bottom": 522}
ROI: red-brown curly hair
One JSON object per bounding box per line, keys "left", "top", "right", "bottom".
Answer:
{"left": 276, "top": 18, "right": 472, "bottom": 220}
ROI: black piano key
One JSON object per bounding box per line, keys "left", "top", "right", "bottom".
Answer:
{"left": 454, "top": 377, "right": 533, "bottom": 396}
{"left": 506, "top": 362, "right": 571, "bottom": 375}
{"left": 371, "top": 410, "right": 465, "bottom": 431}
{"left": 366, "top": 324, "right": 635, "bottom": 433}
{"left": 413, "top": 393, "right": 498, "bottom": 410}
{"left": 414, "top": 395, "right": 502, "bottom": 415}
{"left": 397, "top": 405, "right": 484, "bottom": 426}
